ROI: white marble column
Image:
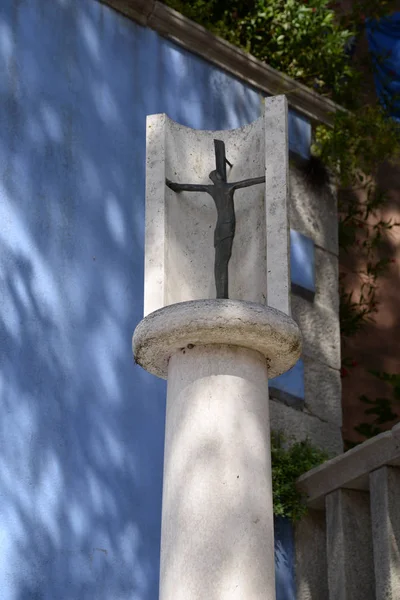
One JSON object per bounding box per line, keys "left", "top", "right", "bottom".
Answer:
{"left": 133, "top": 300, "right": 301, "bottom": 599}
{"left": 160, "top": 344, "right": 273, "bottom": 599}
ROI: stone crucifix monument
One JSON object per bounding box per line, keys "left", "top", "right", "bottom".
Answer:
{"left": 132, "top": 96, "right": 302, "bottom": 599}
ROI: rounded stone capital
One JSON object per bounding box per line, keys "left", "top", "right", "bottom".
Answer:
{"left": 133, "top": 299, "right": 302, "bottom": 380}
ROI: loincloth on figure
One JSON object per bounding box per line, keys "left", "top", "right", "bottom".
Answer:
{"left": 214, "top": 220, "right": 236, "bottom": 247}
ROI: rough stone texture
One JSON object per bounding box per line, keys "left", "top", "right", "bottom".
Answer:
{"left": 295, "top": 510, "right": 328, "bottom": 600}
{"left": 292, "top": 294, "right": 341, "bottom": 370}
{"left": 370, "top": 466, "right": 400, "bottom": 600}
{"left": 144, "top": 97, "right": 291, "bottom": 314}
{"left": 314, "top": 246, "right": 339, "bottom": 314}
{"left": 289, "top": 240, "right": 341, "bottom": 430}
{"left": 269, "top": 398, "right": 343, "bottom": 455}
{"left": 288, "top": 166, "right": 341, "bottom": 435}
{"left": 303, "top": 356, "right": 342, "bottom": 426}
{"left": 165, "top": 117, "right": 266, "bottom": 306}
{"left": 145, "top": 114, "right": 167, "bottom": 316}
{"left": 326, "top": 489, "right": 375, "bottom": 600}
{"left": 289, "top": 165, "right": 338, "bottom": 256}
{"left": 133, "top": 299, "right": 302, "bottom": 379}
{"left": 265, "top": 95, "right": 291, "bottom": 316}
{"left": 160, "top": 344, "right": 275, "bottom": 600}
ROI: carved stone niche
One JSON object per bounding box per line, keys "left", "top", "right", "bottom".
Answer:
{"left": 144, "top": 95, "right": 291, "bottom": 317}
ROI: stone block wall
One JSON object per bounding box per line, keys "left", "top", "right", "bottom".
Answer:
{"left": 269, "top": 163, "right": 342, "bottom": 456}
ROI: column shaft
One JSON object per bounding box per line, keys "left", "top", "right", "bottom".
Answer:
{"left": 159, "top": 343, "right": 275, "bottom": 600}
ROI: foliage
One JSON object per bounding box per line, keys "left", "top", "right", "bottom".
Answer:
{"left": 223, "top": 0, "right": 354, "bottom": 101}
{"left": 347, "top": 371, "right": 400, "bottom": 443}
{"left": 163, "top": 0, "right": 397, "bottom": 102}
{"left": 314, "top": 106, "right": 400, "bottom": 338}
{"left": 314, "top": 107, "right": 400, "bottom": 185}
{"left": 165, "top": 0, "right": 354, "bottom": 100}
{"left": 271, "top": 432, "right": 329, "bottom": 522}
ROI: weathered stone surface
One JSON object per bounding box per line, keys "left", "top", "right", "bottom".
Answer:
{"left": 161, "top": 344, "right": 275, "bottom": 599}
{"left": 370, "top": 466, "right": 400, "bottom": 600}
{"left": 295, "top": 510, "right": 328, "bottom": 600}
{"left": 291, "top": 294, "right": 341, "bottom": 370}
{"left": 269, "top": 398, "right": 343, "bottom": 455}
{"left": 145, "top": 113, "right": 167, "bottom": 316}
{"left": 265, "top": 95, "right": 291, "bottom": 315}
{"left": 289, "top": 165, "right": 338, "bottom": 256}
{"left": 145, "top": 98, "right": 291, "bottom": 314}
{"left": 303, "top": 356, "right": 342, "bottom": 426}
{"left": 314, "top": 245, "right": 339, "bottom": 314}
{"left": 326, "top": 489, "right": 375, "bottom": 600}
{"left": 133, "top": 299, "right": 302, "bottom": 379}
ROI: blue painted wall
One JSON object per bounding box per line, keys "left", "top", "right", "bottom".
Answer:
{"left": 0, "top": 0, "right": 301, "bottom": 597}
{"left": 270, "top": 230, "right": 315, "bottom": 404}
{"left": 290, "top": 230, "right": 315, "bottom": 299}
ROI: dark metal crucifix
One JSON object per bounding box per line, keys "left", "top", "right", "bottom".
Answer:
{"left": 166, "top": 139, "right": 265, "bottom": 299}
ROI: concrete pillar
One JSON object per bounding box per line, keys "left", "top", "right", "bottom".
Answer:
{"left": 133, "top": 299, "right": 301, "bottom": 600}
{"left": 326, "top": 489, "right": 375, "bottom": 600}
{"left": 370, "top": 466, "right": 400, "bottom": 600}
{"left": 295, "top": 509, "right": 328, "bottom": 600}
{"left": 160, "top": 344, "right": 273, "bottom": 599}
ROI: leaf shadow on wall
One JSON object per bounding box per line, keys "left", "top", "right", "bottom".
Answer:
{"left": 0, "top": 0, "right": 295, "bottom": 598}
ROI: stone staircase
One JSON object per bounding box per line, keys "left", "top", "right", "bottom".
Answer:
{"left": 295, "top": 423, "right": 400, "bottom": 600}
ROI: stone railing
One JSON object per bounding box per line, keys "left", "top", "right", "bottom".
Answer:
{"left": 295, "top": 423, "right": 400, "bottom": 600}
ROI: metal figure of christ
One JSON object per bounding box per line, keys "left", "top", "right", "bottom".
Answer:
{"left": 166, "top": 139, "right": 265, "bottom": 299}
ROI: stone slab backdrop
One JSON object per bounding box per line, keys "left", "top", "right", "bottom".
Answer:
{"left": 144, "top": 96, "right": 290, "bottom": 314}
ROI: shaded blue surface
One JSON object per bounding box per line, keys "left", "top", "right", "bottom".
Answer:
{"left": 288, "top": 110, "right": 311, "bottom": 159}
{"left": 290, "top": 229, "right": 315, "bottom": 298}
{"left": 270, "top": 230, "right": 314, "bottom": 402}
{"left": 275, "top": 517, "right": 297, "bottom": 600}
{"left": 270, "top": 359, "right": 305, "bottom": 402}
{"left": 366, "top": 13, "right": 400, "bottom": 118}
{"left": 0, "top": 1, "right": 305, "bottom": 597}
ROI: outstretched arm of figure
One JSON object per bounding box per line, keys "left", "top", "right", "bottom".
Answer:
{"left": 231, "top": 176, "right": 265, "bottom": 190}
{"left": 166, "top": 179, "right": 209, "bottom": 193}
